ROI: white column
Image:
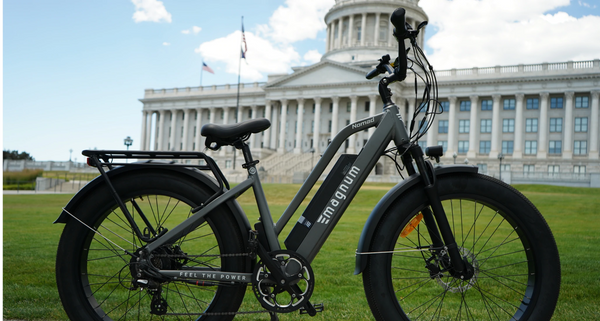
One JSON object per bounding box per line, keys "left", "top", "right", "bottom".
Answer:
{"left": 348, "top": 95, "right": 358, "bottom": 154}
{"left": 194, "top": 108, "right": 202, "bottom": 151}
{"left": 169, "top": 110, "right": 178, "bottom": 151}
{"left": 537, "top": 92, "right": 549, "bottom": 159}
{"left": 278, "top": 99, "right": 288, "bottom": 153}
{"left": 336, "top": 19, "right": 342, "bottom": 49}
{"left": 145, "top": 111, "right": 153, "bottom": 150}
{"left": 388, "top": 15, "right": 394, "bottom": 45}
{"left": 360, "top": 13, "right": 367, "bottom": 46}
{"left": 250, "top": 105, "right": 258, "bottom": 149}
{"left": 157, "top": 110, "right": 166, "bottom": 150}
{"left": 313, "top": 97, "right": 322, "bottom": 153}
{"left": 330, "top": 96, "right": 340, "bottom": 141}
{"left": 374, "top": 13, "right": 381, "bottom": 44}
{"left": 270, "top": 103, "right": 279, "bottom": 149}
{"left": 489, "top": 95, "right": 501, "bottom": 158}
{"left": 219, "top": 108, "right": 229, "bottom": 156}
{"left": 368, "top": 94, "right": 377, "bottom": 137}
{"left": 513, "top": 94, "right": 524, "bottom": 158}
{"left": 563, "top": 91, "right": 574, "bottom": 159}
{"left": 325, "top": 24, "right": 330, "bottom": 52}
{"left": 263, "top": 100, "right": 272, "bottom": 149}
{"left": 140, "top": 111, "right": 148, "bottom": 150}
{"left": 590, "top": 91, "right": 599, "bottom": 159}
{"left": 237, "top": 106, "right": 243, "bottom": 123}
{"left": 467, "top": 95, "right": 479, "bottom": 158}
{"left": 181, "top": 109, "right": 191, "bottom": 151}
{"left": 294, "top": 99, "right": 305, "bottom": 153}
{"left": 348, "top": 15, "right": 354, "bottom": 46}
{"left": 446, "top": 96, "right": 457, "bottom": 157}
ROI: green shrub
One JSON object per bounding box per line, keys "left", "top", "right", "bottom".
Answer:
{"left": 3, "top": 170, "right": 43, "bottom": 190}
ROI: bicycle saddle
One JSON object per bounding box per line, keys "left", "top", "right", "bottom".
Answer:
{"left": 201, "top": 118, "right": 271, "bottom": 150}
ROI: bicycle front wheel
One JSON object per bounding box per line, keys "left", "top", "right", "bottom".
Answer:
{"left": 363, "top": 173, "right": 560, "bottom": 320}
{"left": 56, "top": 169, "right": 249, "bottom": 320}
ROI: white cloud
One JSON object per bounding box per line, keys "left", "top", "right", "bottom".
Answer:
{"left": 420, "top": 0, "right": 600, "bottom": 69}
{"left": 132, "top": 0, "right": 172, "bottom": 23}
{"left": 303, "top": 49, "right": 322, "bottom": 64}
{"left": 195, "top": 31, "right": 301, "bottom": 81}
{"left": 162, "top": 42, "right": 170, "bottom": 46}
{"left": 258, "top": 0, "right": 335, "bottom": 43}
{"left": 182, "top": 26, "right": 202, "bottom": 35}
{"left": 195, "top": 0, "right": 334, "bottom": 81}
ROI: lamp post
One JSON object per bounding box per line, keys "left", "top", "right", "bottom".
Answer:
{"left": 124, "top": 136, "right": 133, "bottom": 150}
{"left": 453, "top": 152, "right": 457, "bottom": 164}
{"left": 498, "top": 153, "right": 505, "bottom": 181}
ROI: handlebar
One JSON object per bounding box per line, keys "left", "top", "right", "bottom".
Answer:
{"left": 390, "top": 8, "right": 408, "bottom": 81}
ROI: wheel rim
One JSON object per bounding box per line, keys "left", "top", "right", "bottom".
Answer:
{"left": 390, "top": 198, "right": 535, "bottom": 320}
{"left": 79, "top": 194, "right": 224, "bottom": 320}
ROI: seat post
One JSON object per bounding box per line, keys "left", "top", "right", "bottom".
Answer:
{"left": 236, "top": 141, "right": 259, "bottom": 169}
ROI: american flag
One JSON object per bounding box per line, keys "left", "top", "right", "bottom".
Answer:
{"left": 202, "top": 62, "right": 214, "bottom": 74}
{"left": 241, "top": 19, "right": 247, "bottom": 59}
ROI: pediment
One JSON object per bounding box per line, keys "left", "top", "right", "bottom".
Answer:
{"left": 266, "top": 60, "right": 370, "bottom": 88}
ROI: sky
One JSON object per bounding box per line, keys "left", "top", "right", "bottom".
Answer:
{"left": 3, "top": 0, "right": 600, "bottom": 162}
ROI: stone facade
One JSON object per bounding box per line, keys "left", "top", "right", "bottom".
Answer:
{"left": 139, "top": 0, "right": 600, "bottom": 183}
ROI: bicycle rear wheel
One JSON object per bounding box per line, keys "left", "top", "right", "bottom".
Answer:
{"left": 56, "top": 170, "right": 248, "bottom": 320}
{"left": 363, "top": 173, "right": 560, "bottom": 320}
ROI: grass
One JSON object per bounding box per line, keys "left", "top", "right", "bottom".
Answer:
{"left": 3, "top": 183, "right": 600, "bottom": 320}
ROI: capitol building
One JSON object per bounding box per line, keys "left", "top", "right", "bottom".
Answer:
{"left": 139, "top": 0, "right": 600, "bottom": 186}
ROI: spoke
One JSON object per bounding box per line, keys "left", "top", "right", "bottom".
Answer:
{"left": 397, "top": 277, "right": 435, "bottom": 301}
{"left": 473, "top": 216, "right": 507, "bottom": 259}
{"left": 472, "top": 283, "right": 520, "bottom": 318}
{"left": 478, "top": 270, "right": 530, "bottom": 298}
{"left": 481, "top": 260, "right": 529, "bottom": 272}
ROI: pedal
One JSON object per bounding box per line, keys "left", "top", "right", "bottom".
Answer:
{"left": 299, "top": 302, "right": 324, "bottom": 316}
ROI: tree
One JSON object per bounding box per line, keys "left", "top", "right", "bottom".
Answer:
{"left": 3, "top": 150, "right": 34, "bottom": 160}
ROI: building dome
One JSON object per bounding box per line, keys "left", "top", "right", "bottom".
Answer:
{"left": 323, "top": 0, "right": 428, "bottom": 65}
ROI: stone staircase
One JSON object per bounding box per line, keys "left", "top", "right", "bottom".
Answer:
{"left": 258, "top": 152, "right": 340, "bottom": 180}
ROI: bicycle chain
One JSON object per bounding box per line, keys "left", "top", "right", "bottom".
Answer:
{"left": 153, "top": 252, "right": 253, "bottom": 258}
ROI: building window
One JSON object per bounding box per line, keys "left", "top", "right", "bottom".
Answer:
{"left": 502, "top": 119, "right": 515, "bottom": 133}
{"left": 526, "top": 98, "right": 539, "bottom": 110}
{"left": 501, "top": 164, "right": 511, "bottom": 172}
{"left": 480, "top": 119, "right": 492, "bottom": 133}
{"left": 479, "top": 141, "right": 491, "bottom": 154}
{"left": 418, "top": 120, "right": 428, "bottom": 134}
{"left": 458, "top": 141, "right": 469, "bottom": 154}
{"left": 574, "top": 140, "right": 587, "bottom": 155}
{"left": 440, "top": 101, "right": 450, "bottom": 112}
{"left": 550, "top": 97, "right": 563, "bottom": 109}
{"left": 523, "top": 165, "right": 535, "bottom": 176}
{"left": 312, "top": 104, "right": 315, "bottom": 113}
{"left": 225, "top": 160, "right": 232, "bottom": 168}
{"left": 248, "top": 109, "right": 253, "bottom": 118}
{"left": 549, "top": 140, "right": 562, "bottom": 154}
{"left": 575, "top": 117, "right": 588, "bottom": 132}
{"left": 548, "top": 165, "right": 560, "bottom": 176}
{"left": 346, "top": 102, "right": 351, "bottom": 112}
{"left": 459, "top": 120, "right": 470, "bottom": 133}
{"left": 503, "top": 99, "right": 515, "bottom": 110}
{"left": 418, "top": 102, "right": 428, "bottom": 113}
{"left": 417, "top": 140, "right": 427, "bottom": 152}
{"left": 526, "top": 118, "right": 538, "bottom": 132}
{"left": 575, "top": 96, "right": 589, "bottom": 108}
{"left": 438, "top": 120, "right": 449, "bottom": 133}
{"left": 459, "top": 100, "right": 471, "bottom": 111}
{"left": 525, "top": 141, "right": 537, "bottom": 155}
{"left": 574, "top": 165, "right": 586, "bottom": 175}
{"left": 220, "top": 110, "right": 224, "bottom": 119}
{"left": 477, "top": 163, "right": 488, "bottom": 174}
{"left": 481, "top": 99, "right": 493, "bottom": 111}
{"left": 502, "top": 141, "right": 514, "bottom": 154}
{"left": 549, "top": 118, "right": 563, "bottom": 132}
{"left": 329, "top": 103, "right": 333, "bottom": 113}
{"left": 295, "top": 121, "right": 297, "bottom": 133}
{"left": 328, "top": 120, "right": 332, "bottom": 132}
{"left": 438, "top": 140, "right": 447, "bottom": 153}
{"left": 364, "top": 101, "right": 370, "bottom": 112}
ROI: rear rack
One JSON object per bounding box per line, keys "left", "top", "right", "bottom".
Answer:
{"left": 81, "top": 150, "right": 231, "bottom": 243}
{"left": 82, "top": 150, "right": 230, "bottom": 190}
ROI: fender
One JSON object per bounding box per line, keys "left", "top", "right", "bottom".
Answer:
{"left": 54, "top": 163, "right": 252, "bottom": 242}
{"left": 354, "top": 164, "right": 478, "bottom": 275}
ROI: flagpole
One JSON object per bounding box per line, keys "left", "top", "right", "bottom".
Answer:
{"left": 200, "top": 60, "right": 204, "bottom": 87}
{"left": 233, "top": 16, "right": 243, "bottom": 170}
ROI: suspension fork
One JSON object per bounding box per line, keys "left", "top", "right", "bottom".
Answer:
{"left": 402, "top": 144, "right": 467, "bottom": 274}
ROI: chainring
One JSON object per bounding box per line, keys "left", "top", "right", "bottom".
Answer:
{"left": 252, "top": 250, "right": 314, "bottom": 313}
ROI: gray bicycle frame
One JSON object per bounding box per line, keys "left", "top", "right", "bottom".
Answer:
{"left": 144, "top": 102, "right": 411, "bottom": 281}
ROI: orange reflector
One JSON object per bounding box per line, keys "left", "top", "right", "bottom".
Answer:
{"left": 400, "top": 213, "right": 423, "bottom": 238}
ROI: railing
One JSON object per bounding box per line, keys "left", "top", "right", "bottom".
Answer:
{"left": 146, "top": 82, "right": 267, "bottom": 96}
{"left": 433, "top": 59, "right": 599, "bottom": 78}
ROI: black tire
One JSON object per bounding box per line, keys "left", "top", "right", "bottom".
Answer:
{"left": 363, "top": 173, "right": 560, "bottom": 320}
{"left": 56, "top": 169, "right": 249, "bottom": 320}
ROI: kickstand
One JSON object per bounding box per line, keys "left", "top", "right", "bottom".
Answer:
{"left": 269, "top": 311, "right": 279, "bottom": 321}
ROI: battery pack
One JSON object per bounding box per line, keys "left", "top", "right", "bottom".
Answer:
{"left": 284, "top": 154, "right": 358, "bottom": 251}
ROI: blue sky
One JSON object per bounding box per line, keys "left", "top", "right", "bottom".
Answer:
{"left": 3, "top": 0, "right": 600, "bottom": 161}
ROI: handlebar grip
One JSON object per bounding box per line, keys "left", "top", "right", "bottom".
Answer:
{"left": 366, "top": 68, "right": 381, "bottom": 80}
{"left": 390, "top": 8, "right": 408, "bottom": 39}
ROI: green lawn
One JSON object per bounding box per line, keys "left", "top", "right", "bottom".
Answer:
{"left": 3, "top": 183, "right": 600, "bottom": 320}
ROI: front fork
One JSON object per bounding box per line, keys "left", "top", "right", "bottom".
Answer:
{"left": 401, "top": 144, "right": 469, "bottom": 276}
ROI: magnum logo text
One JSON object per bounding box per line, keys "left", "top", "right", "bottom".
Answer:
{"left": 317, "top": 165, "right": 361, "bottom": 224}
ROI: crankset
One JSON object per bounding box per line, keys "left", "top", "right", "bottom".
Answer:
{"left": 252, "top": 250, "right": 315, "bottom": 313}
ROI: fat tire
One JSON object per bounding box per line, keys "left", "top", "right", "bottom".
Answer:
{"left": 363, "top": 173, "right": 560, "bottom": 320}
{"left": 56, "top": 169, "right": 248, "bottom": 320}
